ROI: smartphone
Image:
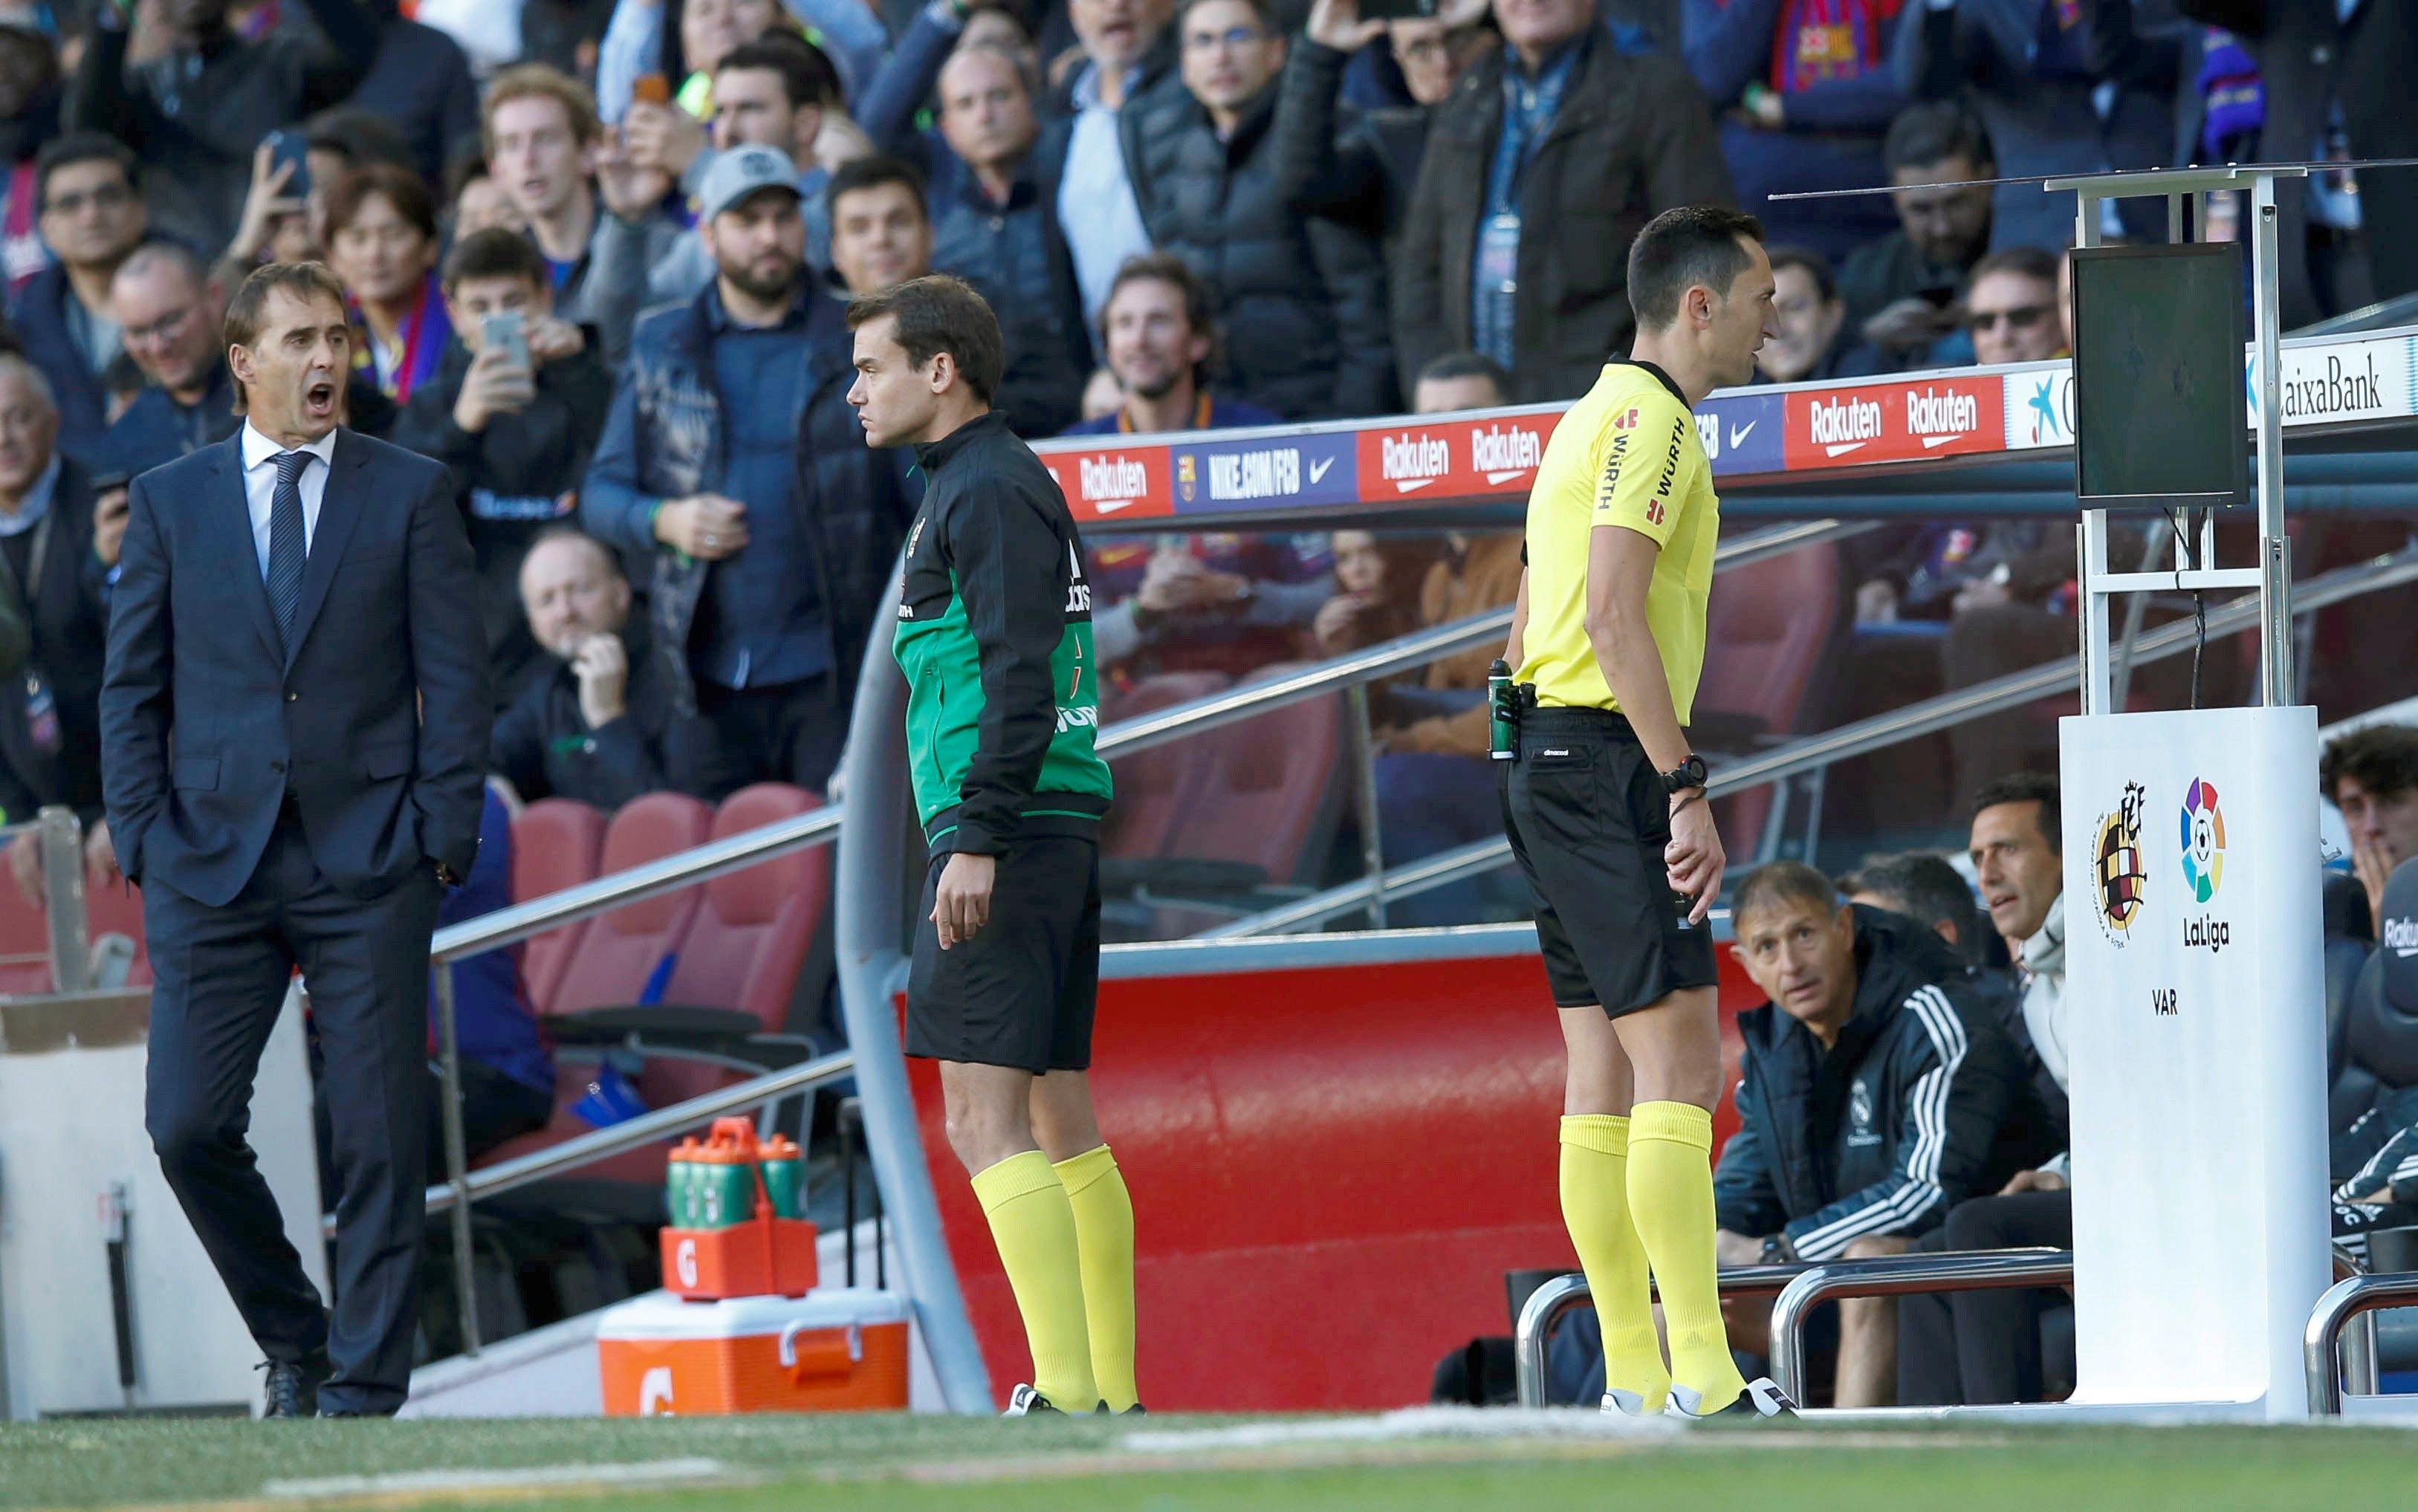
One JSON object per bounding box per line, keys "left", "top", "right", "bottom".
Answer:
{"left": 632, "top": 73, "right": 672, "bottom": 106}
{"left": 1358, "top": 0, "right": 1438, "bottom": 20}
{"left": 482, "top": 310, "right": 530, "bottom": 372}
{"left": 263, "top": 128, "right": 311, "bottom": 201}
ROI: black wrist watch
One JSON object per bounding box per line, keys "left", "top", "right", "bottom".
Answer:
{"left": 1760, "top": 1234, "right": 1795, "bottom": 1266}
{"left": 1661, "top": 753, "right": 1708, "bottom": 794}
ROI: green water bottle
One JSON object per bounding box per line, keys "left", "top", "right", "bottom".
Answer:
{"left": 698, "top": 1148, "right": 749, "bottom": 1229}
{"left": 1488, "top": 660, "right": 1517, "bottom": 762}
{"left": 759, "top": 1136, "right": 805, "bottom": 1220}
{"left": 667, "top": 1138, "right": 700, "bottom": 1227}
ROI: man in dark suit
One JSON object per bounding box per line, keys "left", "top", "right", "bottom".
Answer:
{"left": 99, "top": 261, "right": 488, "bottom": 1419}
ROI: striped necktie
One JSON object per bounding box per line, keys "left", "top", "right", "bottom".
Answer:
{"left": 268, "top": 450, "right": 311, "bottom": 649}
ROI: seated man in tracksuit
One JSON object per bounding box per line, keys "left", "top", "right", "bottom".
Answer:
{"left": 1709, "top": 861, "right": 2055, "bottom": 1407}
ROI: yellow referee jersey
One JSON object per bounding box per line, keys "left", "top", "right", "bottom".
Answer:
{"left": 1515, "top": 361, "right": 1719, "bottom": 723}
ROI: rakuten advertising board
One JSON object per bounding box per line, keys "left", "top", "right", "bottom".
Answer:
{"left": 2059, "top": 708, "right": 2330, "bottom": 1417}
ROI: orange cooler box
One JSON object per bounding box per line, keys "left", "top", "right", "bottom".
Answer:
{"left": 599, "top": 1290, "right": 912, "bottom": 1415}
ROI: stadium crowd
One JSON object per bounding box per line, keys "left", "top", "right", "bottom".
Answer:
{"left": 0, "top": 0, "right": 2409, "bottom": 1375}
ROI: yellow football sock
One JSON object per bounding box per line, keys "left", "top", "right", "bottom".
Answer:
{"left": 1559, "top": 1114, "right": 1670, "bottom": 1412}
{"left": 1054, "top": 1143, "right": 1138, "bottom": 1412}
{"left": 1627, "top": 1101, "right": 1750, "bottom": 1412}
{"left": 970, "top": 1151, "right": 1096, "bottom": 1410}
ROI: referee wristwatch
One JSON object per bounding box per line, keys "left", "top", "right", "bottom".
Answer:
{"left": 1660, "top": 753, "right": 1708, "bottom": 795}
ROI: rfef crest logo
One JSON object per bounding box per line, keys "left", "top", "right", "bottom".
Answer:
{"left": 1612, "top": 406, "right": 1639, "bottom": 430}
{"left": 2180, "top": 777, "right": 2226, "bottom": 903}
{"left": 2093, "top": 780, "right": 2148, "bottom": 945}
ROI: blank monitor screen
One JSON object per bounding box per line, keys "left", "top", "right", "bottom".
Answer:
{"left": 2071, "top": 241, "right": 2249, "bottom": 507}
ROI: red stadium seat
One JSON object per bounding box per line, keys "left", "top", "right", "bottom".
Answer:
{"left": 1693, "top": 543, "right": 1843, "bottom": 857}
{"left": 660, "top": 783, "right": 828, "bottom": 1028}
{"left": 83, "top": 872, "right": 149, "bottom": 989}
{"left": 509, "top": 799, "right": 609, "bottom": 1014}
{"left": 1099, "top": 672, "right": 1231, "bottom": 860}
{"left": 545, "top": 794, "right": 712, "bottom": 1017}
{"left": 0, "top": 864, "right": 50, "bottom": 996}
{"left": 1167, "top": 666, "right": 1345, "bottom": 887}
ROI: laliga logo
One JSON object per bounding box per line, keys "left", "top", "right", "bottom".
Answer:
{"left": 2180, "top": 777, "right": 2225, "bottom": 903}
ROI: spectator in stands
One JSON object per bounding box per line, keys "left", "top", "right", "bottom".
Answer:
{"left": 1048, "top": 0, "right": 1180, "bottom": 327}
{"left": 10, "top": 134, "right": 146, "bottom": 460}
{"left": 1756, "top": 244, "right": 1880, "bottom": 385}
{"left": 391, "top": 230, "right": 615, "bottom": 709}
{"left": 68, "top": 0, "right": 381, "bottom": 256}
{"left": 1714, "top": 861, "right": 2042, "bottom": 1407}
{"left": 855, "top": 30, "right": 1095, "bottom": 438}
{"left": 0, "top": 26, "right": 60, "bottom": 300}
{"left": 826, "top": 155, "right": 933, "bottom": 298}
{"left": 643, "top": 35, "right": 842, "bottom": 305}
{"left": 1392, "top": 0, "right": 1732, "bottom": 403}
{"left": 324, "top": 164, "right": 451, "bottom": 405}
{"left": 2322, "top": 725, "right": 2418, "bottom": 937}
{"left": 596, "top": 0, "right": 886, "bottom": 127}
{"left": 0, "top": 355, "right": 110, "bottom": 874}
{"left": 1962, "top": 244, "right": 2064, "bottom": 366}
{"left": 1310, "top": 530, "right": 1443, "bottom": 657}
{"left": 1891, "top": 0, "right": 2174, "bottom": 256}
{"left": 1062, "top": 252, "right": 1277, "bottom": 436}
{"left": 102, "top": 243, "right": 229, "bottom": 477}
{"left": 1681, "top": 0, "right": 1907, "bottom": 262}
{"left": 483, "top": 64, "right": 682, "bottom": 372}
{"left": 1270, "top": 0, "right": 1498, "bottom": 245}
{"left": 1898, "top": 773, "right": 2075, "bottom": 1406}
{"left": 1838, "top": 101, "right": 1993, "bottom": 365}
{"left": 582, "top": 146, "right": 914, "bottom": 796}
{"left": 1123, "top": 0, "right": 1396, "bottom": 419}
{"left": 102, "top": 239, "right": 395, "bottom": 467}
{"left": 1840, "top": 850, "right": 1986, "bottom": 966}
{"left": 447, "top": 160, "right": 530, "bottom": 242}
{"left": 342, "top": 2, "right": 482, "bottom": 183}
{"left": 491, "top": 530, "right": 701, "bottom": 809}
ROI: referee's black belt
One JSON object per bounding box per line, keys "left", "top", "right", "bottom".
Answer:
{"left": 1521, "top": 706, "right": 1641, "bottom": 742}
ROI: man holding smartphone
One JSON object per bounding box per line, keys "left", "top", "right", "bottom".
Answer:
{"left": 389, "top": 229, "right": 612, "bottom": 706}
{"left": 1497, "top": 207, "right": 1790, "bottom": 1421}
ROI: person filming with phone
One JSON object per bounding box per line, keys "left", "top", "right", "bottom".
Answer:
{"left": 389, "top": 228, "right": 611, "bottom": 707}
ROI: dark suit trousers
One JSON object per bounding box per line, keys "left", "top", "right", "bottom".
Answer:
{"left": 143, "top": 816, "right": 441, "bottom": 1415}
{"left": 1897, "top": 1189, "right": 2075, "bottom": 1406}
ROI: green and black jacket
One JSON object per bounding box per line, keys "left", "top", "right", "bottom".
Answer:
{"left": 895, "top": 411, "right": 1112, "bottom": 855}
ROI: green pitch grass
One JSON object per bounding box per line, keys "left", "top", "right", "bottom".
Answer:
{"left": 0, "top": 1414, "right": 2410, "bottom": 1512}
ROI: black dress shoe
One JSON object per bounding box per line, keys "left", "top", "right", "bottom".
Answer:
{"left": 260, "top": 1354, "right": 331, "bottom": 1418}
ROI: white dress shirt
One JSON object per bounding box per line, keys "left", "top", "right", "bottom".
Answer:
{"left": 239, "top": 421, "right": 337, "bottom": 580}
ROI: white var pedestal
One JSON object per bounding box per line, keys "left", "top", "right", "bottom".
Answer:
{"left": 0, "top": 982, "right": 325, "bottom": 1418}
{"left": 2058, "top": 707, "right": 2331, "bottom": 1418}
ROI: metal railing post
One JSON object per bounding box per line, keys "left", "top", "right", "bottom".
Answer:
{"left": 1513, "top": 1263, "right": 1816, "bottom": 1408}
{"left": 1766, "top": 1250, "right": 2072, "bottom": 1404}
{"left": 431, "top": 964, "right": 479, "bottom": 1356}
{"left": 2305, "top": 1272, "right": 2418, "bottom": 1415}
{"left": 38, "top": 805, "right": 89, "bottom": 994}
{"left": 1346, "top": 684, "right": 1387, "bottom": 929}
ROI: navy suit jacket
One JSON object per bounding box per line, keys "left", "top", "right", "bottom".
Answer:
{"left": 99, "top": 429, "right": 489, "bottom": 908}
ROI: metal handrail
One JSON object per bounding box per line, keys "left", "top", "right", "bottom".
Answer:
{"left": 325, "top": 1049, "right": 857, "bottom": 1240}
{"left": 1512, "top": 1264, "right": 1815, "bottom": 1407}
{"left": 1768, "top": 1250, "right": 2073, "bottom": 1404}
{"left": 1210, "top": 544, "right": 2418, "bottom": 937}
{"left": 2306, "top": 1271, "right": 2418, "bottom": 1415}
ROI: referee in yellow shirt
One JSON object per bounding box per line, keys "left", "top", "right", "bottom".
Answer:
{"left": 1498, "top": 206, "right": 1792, "bottom": 1420}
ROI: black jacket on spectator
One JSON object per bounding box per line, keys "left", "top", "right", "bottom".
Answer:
{"left": 1392, "top": 30, "right": 1733, "bottom": 403}
{"left": 7, "top": 263, "right": 112, "bottom": 461}
{"left": 1714, "top": 906, "right": 2059, "bottom": 1259}
{"left": 1268, "top": 39, "right": 1430, "bottom": 245}
{"left": 66, "top": 0, "right": 380, "bottom": 256}
{"left": 389, "top": 336, "right": 615, "bottom": 707}
{"left": 856, "top": 4, "right": 1092, "bottom": 437}
{"left": 488, "top": 623, "right": 699, "bottom": 811}
{"left": 1122, "top": 76, "right": 1395, "bottom": 420}
{"left": 0, "top": 455, "right": 109, "bottom": 822}
{"left": 107, "top": 362, "right": 395, "bottom": 481}
{"left": 317, "top": 4, "right": 482, "bottom": 185}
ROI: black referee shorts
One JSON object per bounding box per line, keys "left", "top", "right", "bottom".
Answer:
{"left": 906, "top": 835, "right": 1101, "bottom": 1074}
{"left": 1498, "top": 708, "right": 1717, "bottom": 1018}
